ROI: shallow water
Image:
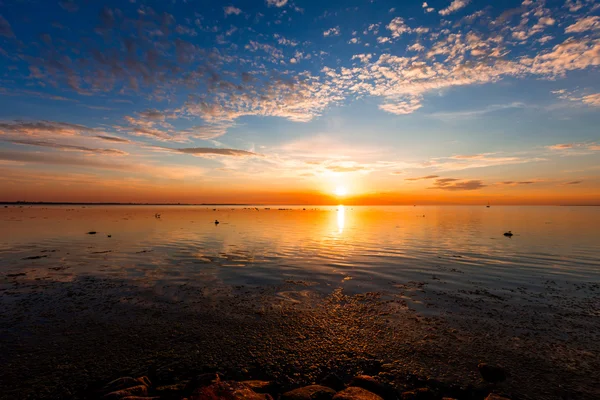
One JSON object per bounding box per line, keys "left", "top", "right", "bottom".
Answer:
{"left": 1, "top": 205, "right": 599, "bottom": 307}
{"left": 2, "top": 205, "right": 600, "bottom": 399}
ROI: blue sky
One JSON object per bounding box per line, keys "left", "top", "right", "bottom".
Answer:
{"left": 0, "top": 0, "right": 599, "bottom": 204}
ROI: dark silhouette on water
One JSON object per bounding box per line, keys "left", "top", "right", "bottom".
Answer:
{"left": 215, "top": 220, "right": 220, "bottom": 225}
{"left": 503, "top": 231, "right": 513, "bottom": 237}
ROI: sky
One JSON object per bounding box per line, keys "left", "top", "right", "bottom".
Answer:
{"left": 0, "top": 0, "right": 599, "bottom": 205}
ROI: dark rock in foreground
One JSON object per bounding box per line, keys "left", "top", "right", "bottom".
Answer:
{"left": 333, "top": 387, "right": 383, "bottom": 400}
{"left": 281, "top": 385, "right": 336, "bottom": 400}
{"left": 190, "top": 381, "right": 272, "bottom": 400}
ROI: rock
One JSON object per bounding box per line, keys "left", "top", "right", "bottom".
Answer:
{"left": 120, "top": 398, "right": 160, "bottom": 400}
{"left": 104, "top": 385, "right": 149, "bottom": 400}
{"left": 321, "top": 373, "right": 345, "bottom": 391}
{"left": 282, "top": 385, "right": 336, "bottom": 400}
{"left": 155, "top": 383, "right": 186, "bottom": 398}
{"left": 241, "top": 380, "right": 277, "bottom": 394}
{"left": 190, "top": 381, "right": 271, "bottom": 400}
{"left": 348, "top": 376, "right": 390, "bottom": 399}
{"left": 485, "top": 395, "right": 510, "bottom": 400}
{"left": 442, "top": 398, "right": 458, "bottom": 400}
{"left": 101, "top": 377, "right": 151, "bottom": 395}
{"left": 400, "top": 388, "right": 435, "bottom": 400}
{"left": 184, "top": 373, "right": 222, "bottom": 395}
{"left": 333, "top": 387, "right": 383, "bottom": 400}
{"left": 478, "top": 364, "right": 507, "bottom": 383}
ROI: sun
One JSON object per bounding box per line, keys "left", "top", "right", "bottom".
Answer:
{"left": 334, "top": 185, "right": 348, "bottom": 197}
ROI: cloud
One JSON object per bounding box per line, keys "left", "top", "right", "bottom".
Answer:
{"left": 547, "top": 142, "right": 600, "bottom": 152}
{"left": 266, "top": 0, "right": 288, "bottom": 7}
{"left": 379, "top": 99, "right": 423, "bottom": 115}
{"left": 565, "top": 180, "right": 583, "bottom": 185}
{"left": 323, "top": 27, "right": 341, "bottom": 37}
{"left": 4, "top": 139, "right": 127, "bottom": 155}
{"left": 170, "top": 147, "right": 260, "bottom": 157}
{"left": 405, "top": 175, "right": 439, "bottom": 181}
{"left": 500, "top": 181, "right": 537, "bottom": 186}
{"left": 581, "top": 93, "right": 600, "bottom": 107}
{"left": 422, "top": 2, "right": 435, "bottom": 13}
{"left": 439, "top": 0, "right": 470, "bottom": 16}
{"left": 565, "top": 16, "right": 600, "bottom": 33}
{"left": 224, "top": 6, "right": 242, "bottom": 16}
{"left": 0, "top": 120, "right": 97, "bottom": 137}
{"left": 95, "top": 135, "right": 131, "bottom": 143}
{"left": 387, "top": 18, "right": 411, "bottom": 38}
{"left": 431, "top": 178, "right": 486, "bottom": 191}
{"left": 0, "top": 15, "right": 15, "bottom": 38}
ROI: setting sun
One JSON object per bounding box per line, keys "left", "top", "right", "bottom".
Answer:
{"left": 334, "top": 186, "right": 348, "bottom": 197}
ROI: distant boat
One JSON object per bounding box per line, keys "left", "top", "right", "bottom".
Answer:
{"left": 486, "top": 201, "right": 491, "bottom": 208}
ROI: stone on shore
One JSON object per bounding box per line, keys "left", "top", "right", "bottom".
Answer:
{"left": 348, "top": 375, "right": 389, "bottom": 399}
{"left": 478, "top": 364, "right": 507, "bottom": 383}
{"left": 241, "top": 380, "right": 278, "bottom": 394}
{"left": 485, "top": 394, "right": 510, "bottom": 400}
{"left": 190, "top": 381, "right": 271, "bottom": 400}
{"left": 282, "top": 385, "right": 336, "bottom": 400}
{"left": 400, "top": 388, "right": 435, "bottom": 400}
{"left": 333, "top": 387, "right": 383, "bottom": 400}
{"left": 103, "top": 385, "right": 149, "bottom": 400}
{"left": 101, "top": 376, "right": 151, "bottom": 394}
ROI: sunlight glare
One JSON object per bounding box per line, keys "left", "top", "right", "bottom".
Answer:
{"left": 334, "top": 185, "right": 348, "bottom": 197}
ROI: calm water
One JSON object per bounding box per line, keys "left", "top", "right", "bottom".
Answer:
{"left": 1, "top": 205, "right": 599, "bottom": 308}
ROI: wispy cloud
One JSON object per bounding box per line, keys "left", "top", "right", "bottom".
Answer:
{"left": 430, "top": 178, "right": 486, "bottom": 191}
{"left": 439, "top": 0, "right": 470, "bottom": 16}
{"left": 405, "top": 175, "right": 439, "bottom": 181}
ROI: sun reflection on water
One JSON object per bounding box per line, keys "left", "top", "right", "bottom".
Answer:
{"left": 337, "top": 205, "right": 345, "bottom": 233}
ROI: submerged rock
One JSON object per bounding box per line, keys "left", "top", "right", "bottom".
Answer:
{"left": 282, "top": 385, "right": 336, "bottom": 400}
{"left": 478, "top": 364, "right": 507, "bottom": 383}
{"left": 333, "top": 387, "right": 383, "bottom": 400}
{"left": 190, "top": 381, "right": 271, "bottom": 400}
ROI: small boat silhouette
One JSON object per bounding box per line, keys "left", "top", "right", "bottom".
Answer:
{"left": 486, "top": 201, "right": 491, "bottom": 208}
{"left": 503, "top": 231, "right": 513, "bottom": 237}
{"left": 214, "top": 220, "right": 220, "bottom": 225}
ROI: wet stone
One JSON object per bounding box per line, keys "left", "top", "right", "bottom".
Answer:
{"left": 190, "top": 381, "right": 271, "bottom": 400}
{"left": 333, "top": 387, "right": 383, "bottom": 400}
{"left": 103, "top": 384, "right": 149, "bottom": 400}
{"left": 241, "top": 380, "right": 277, "bottom": 394}
{"left": 101, "top": 377, "right": 151, "bottom": 395}
{"left": 282, "top": 385, "right": 337, "bottom": 400}
{"left": 485, "top": 394, "right": 511, "bottom": 400}
{"left": 400, "top": 388, "right": 435, "bottom": 400}
{"left": 348, "top": 375, "right": 391, "bottom": 399}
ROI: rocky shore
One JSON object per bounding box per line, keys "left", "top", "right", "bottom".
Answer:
{"left": 96, "top": 367, "right": 511, "bottom": 400}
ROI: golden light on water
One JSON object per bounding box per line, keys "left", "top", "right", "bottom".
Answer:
{"left": 337, "top": 205, "right": 345, "bottom": 233}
